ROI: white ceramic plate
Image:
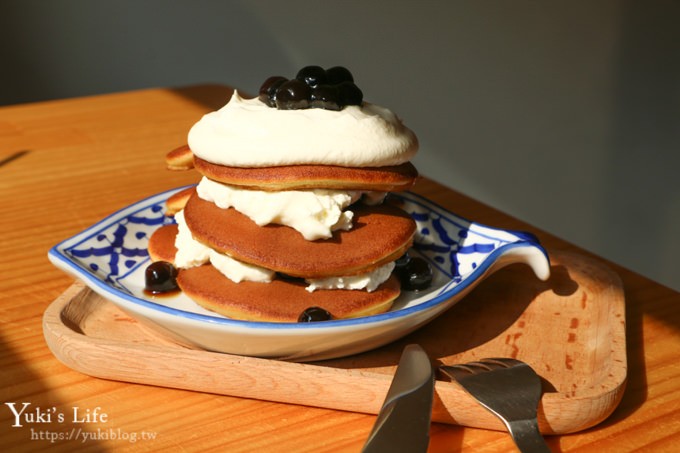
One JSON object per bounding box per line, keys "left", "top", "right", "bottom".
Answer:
{"left": 48, "top": 186, "right": 550, "bottom": 361}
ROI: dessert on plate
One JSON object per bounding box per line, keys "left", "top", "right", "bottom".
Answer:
{"left": 146, "top": 66, "right": 432, "bottom": 322}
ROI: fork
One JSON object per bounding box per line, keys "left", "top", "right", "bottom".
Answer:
{"left": 440, "top": 358, "right": 551, "bottom": 453}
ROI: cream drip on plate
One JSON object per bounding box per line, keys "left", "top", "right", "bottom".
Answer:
{"left": 187, "top": 91, "right": 418, "bottom": 168}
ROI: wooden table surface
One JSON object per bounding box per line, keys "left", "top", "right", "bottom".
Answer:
{"left": 1, "top": 85, "right": 679, "bottom": 452}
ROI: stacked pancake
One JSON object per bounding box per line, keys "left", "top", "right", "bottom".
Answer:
{"left": 148, "top": 75, "right": 419, "bottom": 322}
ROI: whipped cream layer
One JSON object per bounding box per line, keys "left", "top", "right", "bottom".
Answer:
{"left": 173, "top": 209, "right": 392, "bottom": 291}
{"left": 196, "top": 176, "right": 360, "bottom": 241}
{"left": 174, "top": 210, "right": 211, "bottom": 269}
{"left": 305, "top": 262, "right": 395, "bottom": 293}
{"left": 188, "top": 91, "right": 418, "bottom": 168}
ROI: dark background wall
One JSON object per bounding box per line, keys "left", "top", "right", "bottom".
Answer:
{"left": 2, "top": 0, "right": 678, "bottom": 291}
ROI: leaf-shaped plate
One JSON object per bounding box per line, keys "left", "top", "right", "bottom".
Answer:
{"left": 48, "top": 187, "right": 550, "bottom": 361}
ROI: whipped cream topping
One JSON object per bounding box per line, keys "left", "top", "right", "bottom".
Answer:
{"left": 196, "top": 177, "right": 359, "bottom": 240}
{"left": 187, "top": 91, "right": 418, "bottom": 168}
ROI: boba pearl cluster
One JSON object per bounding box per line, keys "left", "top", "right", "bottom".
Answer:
{"left": 258, "top": 65, "right": 363, "bottom": 111}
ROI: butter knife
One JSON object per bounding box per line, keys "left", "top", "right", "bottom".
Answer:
{"left": 362, "top": 344, "right": 434, "bottom": 453}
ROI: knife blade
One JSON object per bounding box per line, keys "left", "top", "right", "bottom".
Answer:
{"left": 362, "top": 344, "right": 434, "bottom": 453}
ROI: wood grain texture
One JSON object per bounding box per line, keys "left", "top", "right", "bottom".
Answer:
{"left": 2, "top": 85, "right": 680, "bottom": 451}
{"left": 43, "top": 248, "right": 626, "bottom": 435}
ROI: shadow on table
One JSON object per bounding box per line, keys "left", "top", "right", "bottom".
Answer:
{"left": 0, "top": 329, "right": 108, "bottom": 450}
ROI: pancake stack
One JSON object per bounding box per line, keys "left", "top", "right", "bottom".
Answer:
{"left": 148, "top": 66, "right": 420, "bottom": 322}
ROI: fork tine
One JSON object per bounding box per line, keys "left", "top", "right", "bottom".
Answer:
{"left": 439, "top": 359, "right": 510, "bottom": 379}
{"left": 439, "top": 364, "right": 473, "bottom": 380}
{"left": 439, "top": 358, "right": 550, "bottom": 452}
{"left": 483, "top": 357, "right": 524, "bottom": 367}
{"left": 462, "top": 361, "right": 495, "bottom": 371}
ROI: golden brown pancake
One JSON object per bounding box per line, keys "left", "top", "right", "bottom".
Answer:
{"left": 148, "top": 223, "right": 179, "bottom": 263}
{"left": 178, "top": 265, "right": 400, "bottom": 322}
{"left": 165, "top": 145, "right": 418, "bottom": 191}
{"left": 182, "top": 194, "right": 415, "bottom": 278}
{"left": 147, "top": 224, "right": 401, "bottom": 322}
{"left": 165, "top": 186, "right": 194, "bottom": 216}
{"left": 194, "top": 157, "right": 418, "bottom": 192}
{"left": 166, "top": 145, "right": 194, "bottom": 170}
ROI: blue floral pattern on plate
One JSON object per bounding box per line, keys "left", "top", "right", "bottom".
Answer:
{"left": 61, "top": 201, "right": 174, "bottom": 294}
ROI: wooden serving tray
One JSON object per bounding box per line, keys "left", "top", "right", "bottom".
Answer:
{"left": 43, "top": 250, "right": 626, "bottom": 435}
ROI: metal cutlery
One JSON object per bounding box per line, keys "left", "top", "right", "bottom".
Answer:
{"left": 362, "top": 344, "right": 435, "bottom": 453}
{"left": 440, "top": 358, "right": 550, "bottom": 453}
